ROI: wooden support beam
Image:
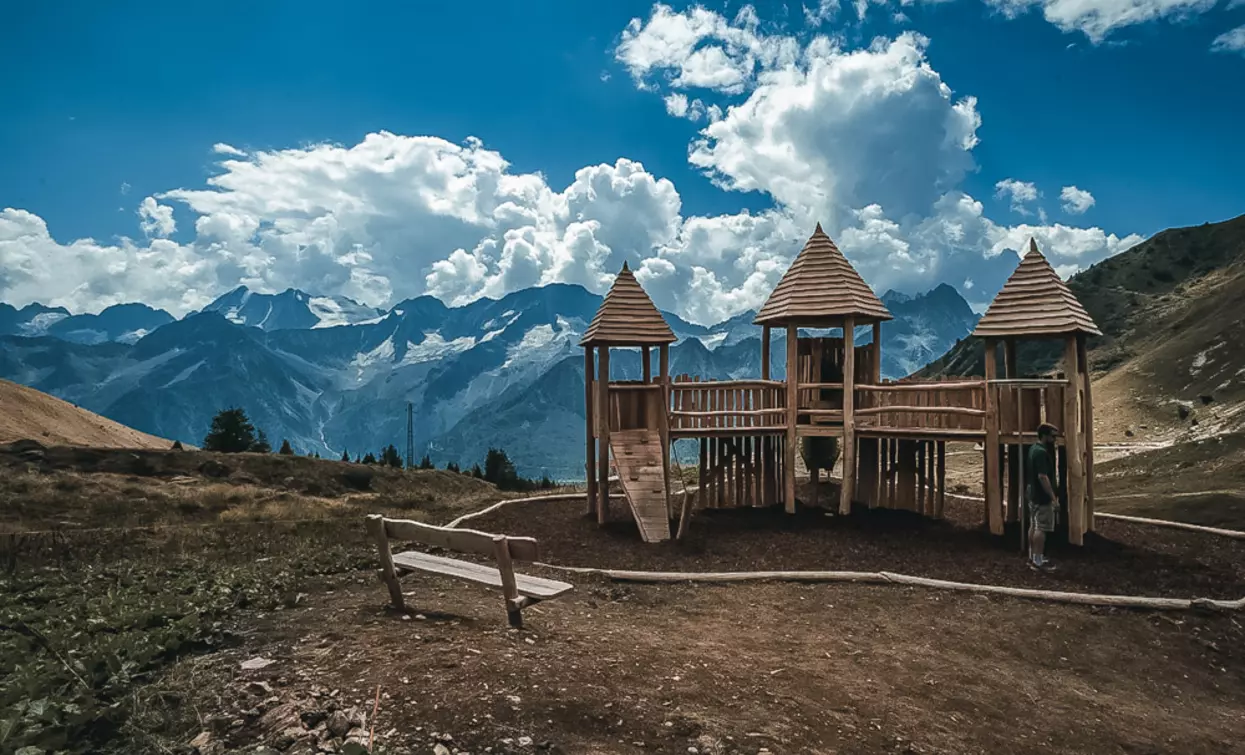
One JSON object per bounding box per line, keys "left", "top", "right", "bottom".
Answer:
{"left": 934, "top": 441, "right": 946, "bottom": 519}
{"left": 983, "top": 338, "right": 1003, "bottom": 534}
{"left": 916, "top": 440, "right": 926, "bottom": 516}
{"left": 840, "top": 317, "right": 857, "bottom": 515}
{"left": 642, "top": 346, "right": 652, "bottom": 383}
{"left": 366, "top": 514, "right": 405, "bottom": 610}
{"left": 597, "top": 347, "right": 611, "bottom": 525}
{"left": 492, "top": 536, "right": 523, "bottom": 628}
{"left": 785, "top": 324, "right": 798, "bottom": 513}
{"left": 584, "top": 348, "right": 596, "bottom": 516}
{"left": 761, "top": 325, "right": 771, "bottom": 380}
{"left": 1064, "top": 337, "right": 1087, "bottom": 545}
{"left": 659, "top": 344, "right": 671, "bottom": 520}
{"left": 1078, "top": 334, "right": 1096, "bottom": 532}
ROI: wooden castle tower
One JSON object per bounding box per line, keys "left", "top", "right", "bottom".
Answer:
{"left": 581, "top": 231, "right": 1100, "bottom": 546}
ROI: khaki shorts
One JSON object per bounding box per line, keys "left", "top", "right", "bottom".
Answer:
{"left": 1030, "top": 502, "right": 1056, "bottom": 533}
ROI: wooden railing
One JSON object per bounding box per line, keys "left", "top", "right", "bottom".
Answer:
{"left": 993, "top": 379, "right": 1068, "bottom": 437}
{"left": 668, "top": 376, "right": 786, "bottom": 434}
{"left": 855, "top": 379, "right": 988, "bottom": 434}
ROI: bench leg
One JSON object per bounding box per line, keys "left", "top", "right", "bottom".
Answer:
{"left": 494, "top": 536, "right": 524, "bottom": 629}
{"left": 366, "top": 515, "right": 405, "bottom": 611}
{"left": 507, "top": 604, "right": 523, "bottom": 629}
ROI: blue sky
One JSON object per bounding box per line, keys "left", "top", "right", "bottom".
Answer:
{"left": 2, "top": 0, "right": 1243, "bottom": 322}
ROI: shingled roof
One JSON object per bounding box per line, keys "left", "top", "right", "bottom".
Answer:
{"left": 972, "top": 238, "right": 1101, "bottom": 338}
{"left": 580, "top": 263, "right": 677, "bottom": 347}
{"left": 754, "top": 224, "right": 892, "bottom": 326}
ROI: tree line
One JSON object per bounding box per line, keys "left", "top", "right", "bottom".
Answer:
{"left": 201, "top": 407, "right": 554, "bottom": 491}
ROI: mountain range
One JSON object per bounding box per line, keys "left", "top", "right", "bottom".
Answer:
{"left": 0, "top": 280, "right": 979, "bottom": 478}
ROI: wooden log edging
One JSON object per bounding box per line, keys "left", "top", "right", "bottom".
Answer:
{"left": 942, "top": 491, "right": 1245, "bottom": 540}
{"left": 536, "top": 564, "right": 1245, "bottom": 612}
{"left": 445, "top": 492, "right": 625, "bottom": 529}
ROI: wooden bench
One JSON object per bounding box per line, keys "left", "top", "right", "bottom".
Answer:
{"left": 364, "top": 514, "right": 573, "bottom": 628}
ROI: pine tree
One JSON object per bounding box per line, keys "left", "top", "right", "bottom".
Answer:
{"left": 341, "top": 449, "right": 350, "bottom": 462}
{"left": 381, "top": 444, "right": 403, "bottom": 468}
{"left": 470, "top": 463, "right": 483, "bottom": 479}
{"left": 419, "top": 454, "right": 434, "bottom": 470}
{"left": 251, "top": 428, "right": 272, "bottom": 453}
{"left": 362, "top": 452, "right": 377, "bottom": 465}
{"left": 484, "top": 448, "right": 519, "bottom": 490}
{"left": 278, "top": 439, "right": 294, "bottom": 455}
{"left": 202, "top": 408, "right": 257, "bottom": 453}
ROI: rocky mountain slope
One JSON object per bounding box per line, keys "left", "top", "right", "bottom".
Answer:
{"left": 922, "top": 213, "right": 1245, "bottom": 441}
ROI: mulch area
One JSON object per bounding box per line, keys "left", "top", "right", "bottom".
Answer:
{"left": 468, "top": 489, "right": 1245, "bottom": 600}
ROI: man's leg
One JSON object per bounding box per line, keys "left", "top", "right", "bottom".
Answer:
{"left": 1030, "top": 523, "right": 1045, "bottom": 565}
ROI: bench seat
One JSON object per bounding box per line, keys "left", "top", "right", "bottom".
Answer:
{"left": 392, "top": 550, "right": 574, "bottom": 600}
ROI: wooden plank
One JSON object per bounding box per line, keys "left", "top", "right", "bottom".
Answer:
{"left": 785, "top": 324, "right": 798, "bottom": 513}
{"left": 659, "top": 344, "right": 671, "bottom": 521}
{"left": 856, "top": 380, "right": 986, "bottom": 392}
{"left": 384, "top": 517, "right": 541, "bottom": 562}
{"left": 584, "top": 348, "right": 596, "bottom": 516}
{"left": 1078, "top": 334, "right": 1095, "bottom": 532}
{"left": 935, "top": 441, "right": 946, "bottom": 519}
{"left": 597, "top": 347, "right": 611, "bottom": 524}
{"left": 698, "top": 437, "right": 707, "bottom": 511}
{"left": 856, "top": 406, "right": 986, "bottom": 417}
{"left": 1064, "top": 336, "right": 1086, "bottom": 546}
{"left": 983, "top": 339, "right": 1003, "bottom": 535}
{"left": 917, "top": 441, "right": 926, "bottom": 516}
{"left": 762, "top": 326, "right": 771, "bottom": 380}
{"left": 391, "top": 551, "right": 573, "bottom": 599}
{"left": 840, "top": 317, "right": 856, "bottom": 514}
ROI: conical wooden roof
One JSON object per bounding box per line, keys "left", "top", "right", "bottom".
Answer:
{"left": 754, "top": 224, "right": 892, "bottom": 326}
{"left": 973, "top": 238, "right": 1101, "bottom": 338}
{"left": 580, "top": 263, "right": 677, "bottom": 346}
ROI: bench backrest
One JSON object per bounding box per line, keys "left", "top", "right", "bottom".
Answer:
{"left": 374, "top": 515, "right": 541, "bottom": 562}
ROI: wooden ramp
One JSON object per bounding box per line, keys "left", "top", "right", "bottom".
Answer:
{"left": 610, "top": 429, "right": 671, "bottom": 543}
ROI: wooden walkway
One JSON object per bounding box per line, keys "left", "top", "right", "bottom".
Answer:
{"left": 610, "top": 428, "right": 671, "bottom": 543}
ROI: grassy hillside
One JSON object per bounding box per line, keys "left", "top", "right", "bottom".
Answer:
{"left": 0, "top": 378, "right": 174, "bottom": 449}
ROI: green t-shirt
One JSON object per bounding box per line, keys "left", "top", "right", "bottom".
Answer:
{"left": 1026, "top": 442, "right": 1056, "bottom": 506}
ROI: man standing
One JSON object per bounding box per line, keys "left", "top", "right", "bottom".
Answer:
{"left": 1027, "top": 423, "right": 1060, "bottom": 571}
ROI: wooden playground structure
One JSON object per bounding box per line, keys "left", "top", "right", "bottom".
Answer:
{"left": 582, "top": 228, "right": 1100, "bottom": 545}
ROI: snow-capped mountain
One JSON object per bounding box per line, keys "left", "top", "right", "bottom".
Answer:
{"left": 201, "top": 286, "right": 387, "bottom": 331}
{"left": 0, "top": 281, "right": 976, "bottom": 477}
{"left": 0, "top": 302, "right": 71, "bottom": 337}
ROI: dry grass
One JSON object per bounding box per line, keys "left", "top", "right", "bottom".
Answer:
{"left": 0, "top": 445, "right": 505, "bottom": 534}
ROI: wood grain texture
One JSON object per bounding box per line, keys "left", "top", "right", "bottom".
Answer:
{"left": 580, "top": 262, "right": 677, "bottom": 346}
{"left": 973, "top": 238, "right": 1101, "bottom": 337}
{"left": 755, "top": 224, "right": 893, "bottom": 326}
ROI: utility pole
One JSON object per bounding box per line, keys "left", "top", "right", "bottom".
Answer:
{"left": 406, "top": 402, "right": 414, "bottom": 469}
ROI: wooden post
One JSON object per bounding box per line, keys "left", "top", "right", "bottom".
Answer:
{"left": 784, "top": 324, "right": 799, "bottom": 513}
{"left": 1003, "top": 339, "right": 1019, "bottom": 523}
{"left": 659, "top": 344, "right": 671, "bottom": 520}
{"left": 761, "top": 325, "right": 771, "bottom": 381}
{"left": 916, "top": 440, "right": 926, "bottom": 516}
{"left": 1064, "top": 336, "right": 1086, "bottom": 545}
{"left": 597, "top": 346, "right": 611, "bottom": 525}
{"left": 934, "top": 441, "right": 946, "bottom": 519}
{"left": 1077, "top": 333, "right": 1096, "bottom": 532}
{"left": 642, "top": 345, "right": 652, "bottom": 383}
{"left": 365, "top": 515, "right": 405, "bottom": 611}
{"left": 983, "top": 338, "right": 1003, "bottom": 534}
{"left": 840, "top": 317, "right": 856, "bottom": 515}
{"left": 584, "top": 348, "right": 596, "bottom": 516}
{"left": 492, "top": 536, "right": 523, "bottom": 628}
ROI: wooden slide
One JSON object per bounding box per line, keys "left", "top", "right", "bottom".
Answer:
{"left": 609, "top": 429, "right": 671, "bottom": 543}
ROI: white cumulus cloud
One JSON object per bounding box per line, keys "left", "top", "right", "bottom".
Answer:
{"left": 1060, "top": 185, "right": 1095, "bottom": 214}
{"left": 138, "top": 197, "right": 177, "bottom": 238}
{"left": 994, "top": 179, "right": 1040, "bottom": 215}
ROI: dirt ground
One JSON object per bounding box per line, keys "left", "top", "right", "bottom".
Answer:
{"left": 7, "top": 444, "right": 1245, "bottom": 754}
{"left": 473, "top": 496, "right": 1245, "bottom": 600}
{"left": 153, "top": 569, "right": 1245, "bottom": 755}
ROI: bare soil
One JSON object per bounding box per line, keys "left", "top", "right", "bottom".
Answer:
{"left": 472, "top": 495, "right": 1245, "bottom": 600}
{"left": 149, "top": 569, "right": 1245, "bottom": 755}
